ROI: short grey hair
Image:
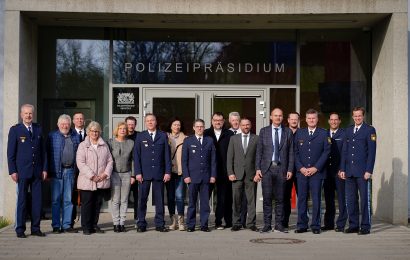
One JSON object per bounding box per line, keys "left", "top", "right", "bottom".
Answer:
{"left": 57, "top": 114, "right": 71, "bottom": 125}
{"left": 229, "top": 112, "right": 240, "bottom": 119}
{"left": 20, "top": 104, "right": 35, "bottom": 112}
{"left": 86, "top": 121, "right": 102, "bottom": 134}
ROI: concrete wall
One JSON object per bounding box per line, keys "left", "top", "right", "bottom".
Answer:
{"left": 4, "top": 0, "right": 408, "bottom": 14}
{"left": 2, "top": 10, "right": 38, "bottom": 220}
{"left": 0, "top": 0, "right": 4, "bottom": 217}
{"left": 372, "top": 13, "right": 408, "bottom": 225}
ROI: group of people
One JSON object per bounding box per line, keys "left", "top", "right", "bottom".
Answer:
{"left": 7, "top": 104, "right": 376, "bottom": 238}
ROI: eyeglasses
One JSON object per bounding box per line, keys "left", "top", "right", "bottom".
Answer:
{"left": 89, "top": 130, "right": 100, "bottom": 133}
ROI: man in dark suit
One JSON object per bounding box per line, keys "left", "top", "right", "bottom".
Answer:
{"left": 70, "top": 112, "right": 86, "bottom": 228}
{"left": 183, "top": 119, "right": 216, "bottom": 232}
{"left": 294, "top": 109, "right": 330, "bottom": 234}
{"left": 255, "top": 108, "right": 294, "bottom": 233}
{"left": 134, "top": 113, "right": 172, "bottom": 232}
{"left": 125, "top": 116, "right": 139, "bottom": 226}
{"left": 204, "top": 112, "right": 234, "bottom": 230}
{"left": 340, "top": 107, "right": 376, "bottom": 235}
{"left": 227, "top": 118, "right": 259, "bottom": 231}
{"left": 282, "top": 112, "right": 300, "bottom": 228}
{"left": 322, "top": 112, "right": 347, "bottom": 232}
{"left": 7, "top": 104, "right": 47, "bottom": 238}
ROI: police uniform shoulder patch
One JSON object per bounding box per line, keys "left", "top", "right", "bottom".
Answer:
{"left": 371, "top": 134, "right": 376, "bottom": 141}
{"left": 327, "top": 137, "right": 332, "bottom": 144}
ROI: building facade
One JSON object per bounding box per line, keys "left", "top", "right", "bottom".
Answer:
{"left": 0, "top": 0, "right": 408, "bottom": 224}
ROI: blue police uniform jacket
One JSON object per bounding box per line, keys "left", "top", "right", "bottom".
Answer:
{"left": 46, "top": 129, "right": 80, "bottom": 178}
{"left": 327, "top": 128, "right": 345, "bottom": 175}
{"left": 295, "top": 127, "right": 331, "bottom": 180}
{"left": 7, "top": 123, "right": 47, "bottom": 179}
{"left": 182, "top": 135, "right": 217, "bottom": 184}
{"left": 134, "top": 130, "right": 172, "bottom": 181}
{"left": 340, "top": 123, "right": 376, "bottom": 177}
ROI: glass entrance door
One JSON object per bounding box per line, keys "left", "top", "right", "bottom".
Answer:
{"left": 143, "top": 88, "right": 266, "bottom": 134}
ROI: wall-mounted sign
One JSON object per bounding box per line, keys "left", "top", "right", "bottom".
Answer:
{"left": 112, "top": 87, "right": 139, "bottom": 114}
{"left": 113, "top": 41, "right": 296, "bottom": 85}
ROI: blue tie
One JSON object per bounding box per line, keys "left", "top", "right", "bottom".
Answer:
{"left": 274, "top": 128, "right": 280, "bottom": 163}
{"left": 28, "top": 126, "right": 33, "bottom": 138}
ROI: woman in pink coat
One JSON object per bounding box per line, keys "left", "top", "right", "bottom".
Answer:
{"left": 76, "top": 121, "right": 113, "bottom": 235}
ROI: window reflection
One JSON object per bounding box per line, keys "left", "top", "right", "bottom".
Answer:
{"left": 113, "top": 41, "right": 296, "bottom": 84}
{"left": 300, "top": 37, "right": 370, "bottom": 128}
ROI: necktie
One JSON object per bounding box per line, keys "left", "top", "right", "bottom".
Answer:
{"left": 355, "top": 127, "right": 358, "bottom": 134}
{"left": 331, "top": 131, "right": 335, "bottom": 138}
{"left": 309, "top": 130, "right": 313, "bottom": 136}
{"left": 234, "top": 130, "right": 237, "bottom": 135}
{"left": 198, "top": 137, "right": 202, "bottom": 145}
{"left": 28, "top": 126, "right": 33, "bottom": 137}
{"left": 79, "top": 130, "right": 83, "bottom": 141}
{"left": 150, "top": 133, "right": 154, "bottom": 141}
{"left": 243, "top": 134, "right": 248, "bottom": 154}
{"left": 274, "top": 128, "right": 280, "bottom": 163}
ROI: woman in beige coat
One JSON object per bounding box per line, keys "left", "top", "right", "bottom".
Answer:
{"left": 166, "top": 117, "right": 187, "bottom": 231}
{"left": 76, "top": 121, "right": 113, "bottom": 235}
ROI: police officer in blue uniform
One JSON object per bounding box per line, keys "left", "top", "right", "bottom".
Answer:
{"left": 134, "top": 113, "right": 172, "bottom": 232}
{"left": 7, "top": 104, "right": 47, "bottom": 238}
{"left": 340, "top": 107, "right": 376, "bottom": 235}
{"left": 183, "top": 119, "right": 217, "bottom": 232}
{"left": 294, "top": 109, "right": 330, "bottom": 234}
{"left": 322, "top": 113, "right": 347, "bottom": 232}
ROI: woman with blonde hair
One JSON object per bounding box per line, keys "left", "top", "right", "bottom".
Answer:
{"left": 76, "top": 121, "right": 113, "bottom": 235}
{"left": 107, "top": 122, "right": 135, "bottom": 232}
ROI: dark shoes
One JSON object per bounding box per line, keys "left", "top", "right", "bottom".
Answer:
{"left": 136, "top": 227, "right": 146, "bottom": 233}
{"left": 200, "top": 227, "right": 211, "bottom": 232}
{"left": 16, "top": 233, "right": 27, "bottom": 238}
{"left": 63, "top": 228, "right": 78, "bottom": 233}
{"left": 231, "top": 225, "right": 242, "bottom": 231}
{"left": 248, "top": 225, "right": 259, "bottom": 232}
{"left": 312, "top": 229, "right": 321, "bottom": 234}
{"left": 155, "top": 226, "right": 169, "bottom": 232}
{"left": 120, "top": 225, "right": 126, "bottom": 232}
{"left": 321, "top": 226, "right": 334, "bottom": 231}
{"left": 114, "top": 225, "right": 120, "bottom": 233}
{"left": 83, "top": 230, "right": 91, "bottom": 235}
{"left": 52, "top": 227, "right": 62, "bottom": 234}
{"left": 358, "top": 229, "right": 370, "bottom": 235}
{"left": 344, "top": 227, "right": 359, "bottom": 234}
{"left": 294, "top": 228, "right": 308, "bottom": 233}
{"left": 335, "top": 227, "right": 345, "bottom": 232}
{"left": 31, "top": 230, "right": 46, "bottom": 237}
{"left": 93, "top": 226, "right": 105, "bottom": 234}
{"left": 259, "top": 226, "right": 272, "bottom": 233}
{"left": 187, "top": 227, "right": 195, "bottom": 232}
{"left": 275, "top": 226, "right": 288, "bottom": 233}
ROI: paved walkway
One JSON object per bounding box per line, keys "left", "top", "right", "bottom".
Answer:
{"left": 1, "top": 213, "right": 409, "bottom": 260}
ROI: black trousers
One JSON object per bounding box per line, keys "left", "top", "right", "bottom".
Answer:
{"left": 261, "top": 166, "right": 285, "bottom": 228}
{"left": 16, "top": 177, "right": 42, "bottom": 234}
{"left": 213, "top": 177, "right": 233, "bottom": 227}
{"left": 80, "top": 190, "right": 97, "bottom": 231}
{"left": 130, "top": 182, "right": 138, "bottom": 221}
{"left": 94, "top": 189, "right": 105, "bottom": 227}
{"left": 283, "top": 172, "right": 298, "bottom": 227}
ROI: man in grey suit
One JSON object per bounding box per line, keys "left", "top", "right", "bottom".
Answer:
{"left": 227, "top": 118, "right": 259, "bottom": 232}
{"left": 255, "top": 108, "right": 294, "bottom": 233}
